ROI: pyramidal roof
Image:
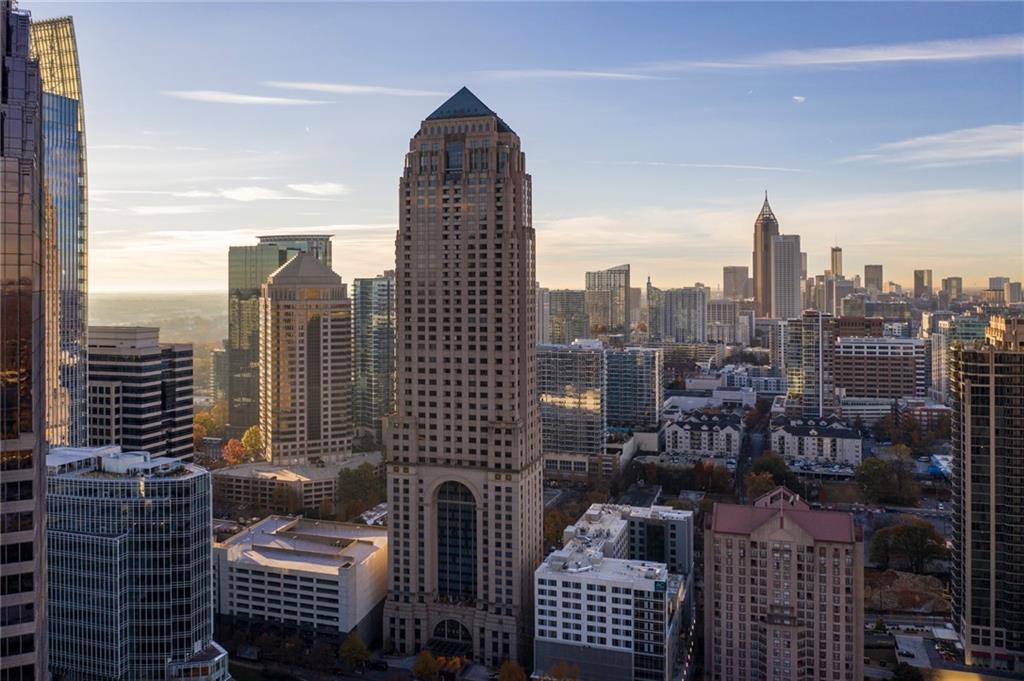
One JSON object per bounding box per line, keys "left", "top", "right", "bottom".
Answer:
{"left": 426, "top": 86, "right": 513, "bottom": 133}
{"left": 758, "top": 191, "right": 776, "bottom": 220}
{"left": 266, "top": 252, "right": 340, "bottom": 286}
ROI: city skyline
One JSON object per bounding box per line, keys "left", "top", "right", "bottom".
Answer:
{"left": 30, "top": 2, "right": 1023, "bottom": 293}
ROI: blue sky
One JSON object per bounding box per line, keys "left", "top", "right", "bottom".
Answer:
{"left": 33, "top": 1, "right": 1023, "bottom": 292}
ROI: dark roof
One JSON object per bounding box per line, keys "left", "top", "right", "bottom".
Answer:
{"left": 266, "top": 252, "right": 340, "bottom": 287}
{"left": 673, "top": 412, "right": 742, "bottom": 431}
{"left": 425, "top": 87, "right": 514, "bottom": 133}
{"left": 771, "top": 415, "right": 860, "bottom": 439}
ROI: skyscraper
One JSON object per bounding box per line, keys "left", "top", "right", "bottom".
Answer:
{"left": 353, "top": 271, "right": 396, "bottom": 444}
{"left": 988, "top": 276, "right": 1010, "bottom": 291}
{"left": 830, "top": 246, "right": 843, "bottom": 278}
{"left": 586, "top": 264, "right": 631, "bottom": 334}
{"left": 383, "top": 88, "right": 543, "bottom": 665}
{"left": 535, "top": 284, "right": 551, "bottom": 344}
{"left": 649, "top": 285, "right": 707, "bottom": 342}
{"left": 753, "top": 193, "right": 780, "bottom": 317}
{"left": 259, "top": 253, "right": 353, "bottom": 466}
{"left": 0, "top": 2, "right": 47, "bottom": 675}
{"left": 548, "top": 289, "right": 588, "bottom": 344}
{"left": 785, "top": 310, "right": 837, "bottom": 417}
{"left": 914, "top": 269, "right": 933, "bottom": 299}
{"left": 951, "top": 316, "right": 1024, "bottom": 671}
{"left": 864, "top": 264, "right": 883, "bottom": 294}
{"left": 942, "top": 276, "right": 964, "bottom": 302}
{"left": 770, "top": 234, "right": 803, "bottom": 320}
{"left": 723, "top": 265, "right": 749, "bottom": 301}
{"left": 606, "top": 347, "right": 662, "bottom": 429}
{"left": 87, "top": 326, "right": 194, "bottom": 460}
{"left": 227, "top": 234, "right": 332, "bottom": 435}
{"left": 32, "top": 16, "right": 88, "bottom": 447}
{"left": 47, "top": 446, "right": 229, "bottom": 680}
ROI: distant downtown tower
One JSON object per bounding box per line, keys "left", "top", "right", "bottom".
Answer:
{"left": 383, "top": 88, "right": 544, "bottom": 666}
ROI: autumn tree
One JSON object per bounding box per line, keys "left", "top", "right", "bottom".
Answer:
{"left": 545, "top": 661, "right": 581, "bottom": 681}
{"left": 856, "top": 453, "right": 919, "bottom": 506}
{"left": 241, "top": 425, "right": 263, "bottom": 459}
{"left": 412, "top": 650, "right": 441, "bottom": 680}
{"left": 193, "top": 422, "right": 208, "bottom": 450}
{"left": 544, "top": 510, "right": 572, "bottom": 547}
{"left": 870, "top": 516, "right": 949, "bottom": 573}
{"left": 339, "top": 632, "right": 370, "bottom": 669}
{"left": 750, "top": 451, "right": 804, "bottom": 496}
{"left": 745, "top": 471, "right": 776, "bottom": 501}
{"left": 222, "top": 438, "right": 246, "bottom": 465}
{"left": 498, "top": 660, "right": 528, "bottom": 681}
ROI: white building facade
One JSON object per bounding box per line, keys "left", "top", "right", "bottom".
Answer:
{"left": 770, "top": 416, "right": 863, "bottom": 466}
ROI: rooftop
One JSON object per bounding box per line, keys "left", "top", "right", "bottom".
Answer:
{"left": 48, "top": 446, "right": 202, "bottom": 480}
{"left": 266, "top": 252, "right": 340, "bottom": 287}
{"left": 539, "top": 545, "right": 681, "bottom": 594}
{"left": 425, "top": 86, "right": 513, "bottom": 133}
{"left": 712, "top": 488, "right": 857, "bottom": 543}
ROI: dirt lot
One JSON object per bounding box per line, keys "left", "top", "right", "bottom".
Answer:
{"left": 865, "top": 569, "right": 951, "bottom": 614}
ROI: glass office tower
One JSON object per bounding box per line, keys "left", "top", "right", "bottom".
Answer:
{"left": 31, "top": 16, "right": 88, "bottom": 447}
{"left": 352, "top": 271, "right": 396, "bottom": 444}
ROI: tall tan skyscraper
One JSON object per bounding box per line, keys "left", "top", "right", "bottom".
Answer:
{"left": 383, "top": 87, "right": 543, "bottom": 666}
{"left": 705, "top": 487, "right": 864, "bottom": 681}
{"left": 753, "top": 193, "right": 780, "bottom": 317}
{"left": 259, "top": 253, "right": 353, "bottom": 466}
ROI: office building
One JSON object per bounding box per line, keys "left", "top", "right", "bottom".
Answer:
{"left": 770, "top": 234, "right": 803, "bottom": 321}
{"left": 951, "top": 316, "right": 1024, "bottom": 671}
{"left": 87, "top": 326, "right": 193, "bottom": 459}
{"left": 0, "top": 3, "right": 47, "bottom": 676}
{"left": 649, "top": 286, "right": 707, "bottom": 343}
{"left": 259, "top": 253, "right": 352, "bottom": 466}
{"left": 586, "top": 264, "right": 631, "bottom": 334}
{"left": 835, "top": 316, "right": 884, "bottom": 337}
{"left": 785, "top": 311, "right": 837, "bottom": 417}
{"left": 548, "top": 289, "right": 589, "bottom": 344}
{"left": 32, "top": 16, "right": 88, "bottom": 447}
{"left": 914, "top": 269, "right": 933, "bottom": 299}
{"left": 214, "top": 516, "right": 388, "bottom": 642}
{"left": 537, "top": 342, "right": 607, "bottom": 480}
{"left": 1004, "top": 281, "right": 1023, "bottom": 304}
{"left": 988, "top": 276, "right": 1010, "bottom": 292}
{"left": 536, "top": 284, "right": 551, "bottom": 344}
{"left": 227, "top": 234, "right": 332, "bottom": 435}
{"left": 723, "top": 266, "right": 750, "bottom": 301}
{"left": 753, "top": 193, "right": 780, "bottom": 317}
{"left": 585, "top": 288, "right": 614, "bottom": 334}
{"left": 830, "top": 246, "right": 843, "bottom": 278}
{"left": 628, "top": 287, "right": 643, "bottom": 330}
{"left": 382, "top": 88, "right": 544, "bottom": 665}
{"left": 705, "top": 488, "right": 864, "bottom": 681}
{"left": 47, "top": 446, "right": 228, "bottom": 680}
{"left": 930, "top": 316, "right": 989, "bottom": 403}
{"left": 353, "top": 271, "right": 396, "bottom": 443}
{"left": 864, "top": 265, "right": 883, "bottom": 294}
{"left": 834, "top": 336, "right": 927, "bottom": 399}
{"left": 707, "top": 298, "right": 748, "bottom": 345}
{"left": 757, "top": 318, "right": 788, "bottom": 371}
{"left": 606, "top": 347, "right": 662, "bottom": 429}
{"left": 942, "top": 276, "right": 964, "bottom": 302}
{"left": 210, "top": 344, "right": 228, "bottom": 401}
{"left": 770, "top": 416, "right": 863, "bottom": 466}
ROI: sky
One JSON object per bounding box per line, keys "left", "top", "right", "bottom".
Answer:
{"left": 31, "top": 1, "right": 1024, "bottom": 293}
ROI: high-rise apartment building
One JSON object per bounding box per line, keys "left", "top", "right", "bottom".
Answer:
{"left": 209, "top": 344, "right": 228, "bottom": 401}
{"left": 649, "top": 286, "right": 708, "bottom": 343}
{"left": 31, "top": 16, "right": 88, "bottom": 447}
{"left": 753, "top": 193, "right": 780, "bottom": 317}
{"left": 834, "top": 336, "right": 927, "bottom": 399}
{"left": 988, "top": 276, "right": 1010, "bottom": 292}
{"left": 723, "top": 266, "right": 749, "bottom": 301}
{"left": 606, "top": 347, "right": 662, "bottom": 429}
{"left": 47, "top": 446, "right": 229, "bottom": 680}
{"left": 930, "top": 316, "right": 988, "bottom": 403}
{"left": 382, "top": 88, "right": 543, "bottom": 665}
{"left": 537, "top": 342, "right": 607, "bottom": 479}
{"left": 830, "top": 246, "right": 843, "bottom": 278}
{"left": 0, "top": 2, "right": 47, "bottom": 676}
{"left": 548, "top": 289, "right": 588, "bottom": 345}
{"left": 707, "top": 298, "right": 747, "bottom": 344}
{"left": 259, "top": 253, "right": 352, "bottom": 466}
{"left": 942, "top": 276, "right": 964, "bottom": 302}
{"left": 585, "top": 288, "right": 614, "bottom": 335}
{"left": 785, "top": 311, "right": 837, "bottom": 417}
{"left": 535, "top": 284, "right": 551, "bottom": 344}
{"left": 864, "top": 264, "right": 884, "bottom": 294}
{"left": 87, "top": 326, "right": 193, "bottom": 459}
{"left": 1004, "top": 281, "right": 1023, "bottom": 304}
{"left": 586, "top": 264, "right": 631, "bottom": 334}
{"left": 705, "top": 487, "right": 864, "bottom": 681}
{"left": 770, "top": 234, "right": 802, "bottom": 321}
{"left": 914, "top": 269, "right": 933, "bottom": 299}
{"left": 951, "top": 316, "right": 1024, "bottom": 672}
{"left": 227, "top": 234, "right": 332, "bottom": 435}
{"left": 353, "top": 271, "right": 396, "bottom": 443}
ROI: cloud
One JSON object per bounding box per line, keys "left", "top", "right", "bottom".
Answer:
{"left": 163, "top": 90, "right": 328, "bottom": 105}
{"left": 842, "top": 123, "right": 1024, "bottom": 167}
{"left": 264, "top": 81, "right": 443, "bottom": 96}
{"left": 792, "top": 95, "right": 806, "bottom": 103}
{"left": 590, "top": 160, "right": 805, "bottom": 173}
{"left": 477, "top": 69, "right": 668, "bottom": 81}
{"left": 127, "top": 205, "right": 214, "bottom": 216}
{"left": 287, "top": 182, "right": 349, "bottom": 196}
{"left": 92, "top": 143, "right": 158, "bottom": 151}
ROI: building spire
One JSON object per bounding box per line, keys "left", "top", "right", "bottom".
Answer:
{"left": 758, "top": 191, "right": 775, "bottom": 220}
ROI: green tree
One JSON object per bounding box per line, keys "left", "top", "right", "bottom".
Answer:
{"left": 412, "top": 650, "right": 441, "bottom": 681}
{"left": 498, "top": 660, "right": 528, "bottom": 681}
{"left": 339, "top": 632, "right": 370, "bottom": 669}
{"left": 751, "top": 451, "right": 788, "bottom": 481}
{"left": 745, "top": 471, "right": 776, "bottom": 501}
{"left": 544, "top": 510, "right": 571, "bottom": 547}
{"left": 241, "top": 425, "right": 263, "bottom": 459}
{"left": 856, "top": 452, "right": 919, "bottom": 506}
{"left": 336, "top": 463, "right": 385, "bottom": 519}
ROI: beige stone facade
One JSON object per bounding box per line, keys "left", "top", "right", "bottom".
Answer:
{"left": 383, "top": 88, "right": 544, "bottom": 666}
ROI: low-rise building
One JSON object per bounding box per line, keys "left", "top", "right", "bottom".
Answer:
{"left": 770, "top": 416, "right": 863, "bottom": 466}
{"left": 662, "top": 387, "right": 756, "bottom": 415}
{"left": 663, "top": 412, "right": 742, "bottom": 459}
{"left": 213, "top": 516, "right": 388, "bottom": 643}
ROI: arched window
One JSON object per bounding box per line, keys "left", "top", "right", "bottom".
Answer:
{"left": 436, "top": 481, "right": 476, "bottom": 603}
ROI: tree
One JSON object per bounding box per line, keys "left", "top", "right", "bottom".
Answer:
{"left": 745, "top": 471, "right": 776, "bottom": 501}
{"left": 544, "top": 510, "right": 571, "bottom": 547}
{"left": 871, "top": 516, "right": 949, "bottom": 573}
{"left": 336, "top": 463, "right": 385, "bottom": 519}
{"left": 412, "top": 650, "right": 441, "bottom": 681}
{"left": 545, "top": 661, "right": 581, "bottom": 681}
{"left": 193, "top": 422, "right": 208, "bottom": 450}
{"left": 222, "top": 438, "right": 246, "bottom": 465}
{"left": 307, "top": 640, "right": 337, "bottom": 671}
{"left": 241, "top": 425, "right": 263, "bottom": 459}
{"left": 856, "top": 455, "right": 919, "bottom": 506}
{"left": 751, "top": 452, "right": 788, "bottom": 481}
{"left": 498, "top": 660, "right": 528, "bottom": 681}
{"left": 339, "top": 632, "right": 370, "bottom": 669}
